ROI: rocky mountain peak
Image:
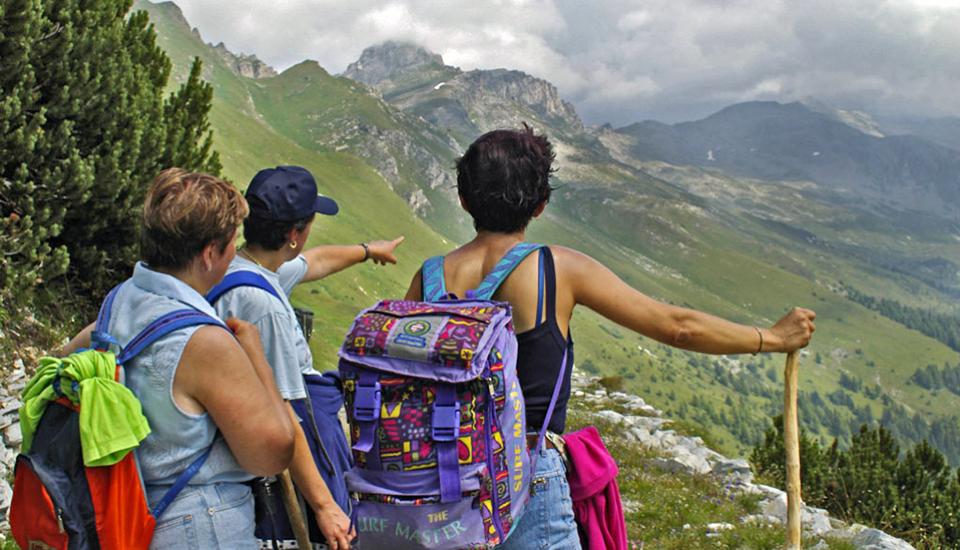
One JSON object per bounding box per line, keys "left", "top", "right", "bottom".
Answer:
{"left": 211, "top": 42, "right": 277, "bottom": 79}
{"left": 460, "top": 69, "right": 583, "bottom": 130}
{"left": 149, "top": 1, "right": 190, "bottom": 28}
{"left": 343, "top": 41, "right": 447, "bottom": 87}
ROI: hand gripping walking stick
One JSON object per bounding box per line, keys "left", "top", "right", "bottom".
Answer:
{"left": 783, "top": 350, "right": 802, "bottom": 549}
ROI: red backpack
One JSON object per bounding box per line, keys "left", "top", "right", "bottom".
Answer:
{"left": 9, "top": 287, "right": 222, "bottom": 549}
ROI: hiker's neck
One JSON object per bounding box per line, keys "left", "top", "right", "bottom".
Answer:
{"left": 472, "top": 229, "right": 526, "bottom": 248}
{"left": 152, "top": 264, "right": 217, "bottom": 296}
{"left": 240, "top": 244, "right": 290, "bottom": 273}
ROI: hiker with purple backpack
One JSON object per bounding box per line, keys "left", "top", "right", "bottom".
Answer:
{"left": 401, "top": 126, "right": 817, "bottom": 548}
{"left": 207, "top": 166, "right": 404, "bottom": 549}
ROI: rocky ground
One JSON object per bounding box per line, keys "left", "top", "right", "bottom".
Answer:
{"left": 0, "top": 359, "right": 26, "bottom": 540}
{"left": 0, "top": 359, "right": 915, "bottom": 549}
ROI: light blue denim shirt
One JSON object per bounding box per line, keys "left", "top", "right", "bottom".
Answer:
{"left": 212, "top": 256, "right": 319, "bottom": 402}
{"left": 106, "top": 262, "right": 251, "bottom": 489}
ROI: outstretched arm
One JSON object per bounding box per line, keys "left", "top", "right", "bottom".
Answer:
{"left": 562, "top": 247, "right": 815, "bottom": 354}
{"left": 300, "top": 237, "right": 405, "bottom": 282}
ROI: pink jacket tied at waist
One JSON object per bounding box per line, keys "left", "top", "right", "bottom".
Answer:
{"left": 565, "top": 425, "right": 628, "bottom": 550}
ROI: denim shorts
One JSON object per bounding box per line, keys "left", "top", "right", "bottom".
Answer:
{"left": 497, "top": 448, "right": 582, "bottom": 550}
{"left": 148, "top": 482, "right": 258, "bottom": 550}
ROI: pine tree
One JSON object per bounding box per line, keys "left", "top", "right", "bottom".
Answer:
{"left": 1, "top": 0, "right": 221, "bottom": 305}
{"left": 0, "top": 0, "right": 72, "bottom": 303}
{"left": 895, "top": 440, "right": 953, "bottom": 543}
{"left": 832, "top": 425, "right": 900, "bottom": 526}
{"left": 752, "top": 415, "right": 960, "bottom": 547}
{"left": 750, "top": 414, "right": 830, "bottom": 502}
{"left": 161, "top": 57, "right": 222, "bottom": 175}
{"left": 36, "top": 1, "right": 172, "bottom": 293}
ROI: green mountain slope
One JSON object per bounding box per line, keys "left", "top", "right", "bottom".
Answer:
{"left": 140, "top": 1, "right": 451, "bottom": 366}
{"left": 142, "top": 2, "right": 960, "bottom": 463}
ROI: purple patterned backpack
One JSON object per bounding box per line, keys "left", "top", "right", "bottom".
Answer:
{"left": 339, "top": 243, "right": 558, "bottom": 549}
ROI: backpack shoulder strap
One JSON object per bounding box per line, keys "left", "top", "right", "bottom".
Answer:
{"left": 421, "top": 256, "right": 447, "bottom": 302}
{"left": 206, "top": 270, "right": 282, "bottom": 305}
{"left": 90, "top": 290, "right": 227, "bottom": 519}
{"left": 472, "top": 242, "right": 544, "bottom": 300}
{"left": 119, "top": 308, "right": 228, "bottom": 518}
{"left": 117, "top": 310, "right": 225, "bottom": 365}
{"left": 91, "top": 283, "right": 125, "bottom": 351}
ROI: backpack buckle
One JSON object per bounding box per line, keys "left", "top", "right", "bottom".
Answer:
{"left": 353, "top": 380, "right": 381, "bottom": 423}
{"left": 432, "top": 401, "right": 461, "bottom": 442}
{"left": 90, "top": 330, "right": 119, "bottom": 353}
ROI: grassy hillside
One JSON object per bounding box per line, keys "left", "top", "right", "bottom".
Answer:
{"left": 141, "top": 1, "right": 451, "bottom": 359}
{"left": 141, "top": 0, "right": 960, "bottom": 464}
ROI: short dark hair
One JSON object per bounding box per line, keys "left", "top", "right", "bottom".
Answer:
{"left": 456, "top": 124, "right": 556, "bottom": 233}
{"left": 141, "top": 168, "right": 248, "bottom": 270}
{"left": 243, "top": 196, "right": 315, "bottom": 250}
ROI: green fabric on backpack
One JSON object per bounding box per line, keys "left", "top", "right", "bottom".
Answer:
{"left": 20, "top": 349, "right": 151, "bottom": 467}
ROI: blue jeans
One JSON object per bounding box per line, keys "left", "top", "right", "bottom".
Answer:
{"left": 498, "top": 448, "right": 582, "bottom": 550}
{"left": 148, "top": 482, "right": 257, "bottom": 550}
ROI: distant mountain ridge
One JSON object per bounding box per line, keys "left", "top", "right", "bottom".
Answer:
{"left": 343, "top": 42, "right": 582, "bottom": 140}
{"left": 881, "top": 115, "right": 960, "bottom": 152}
{"left": 614, "top": 100, "right": 960, "bottom": 216}
{"left": 211, "top": 42, "right": 276, "bottom": 79}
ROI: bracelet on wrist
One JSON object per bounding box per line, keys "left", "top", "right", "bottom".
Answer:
{"left": 360, "top": 242, "right": 370, "bottom": 262}
{"left": 753, "top": 327, "right": 764, "bottom": 355}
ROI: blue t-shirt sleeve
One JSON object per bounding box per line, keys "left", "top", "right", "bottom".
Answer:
{"left": 212, "top": 287, "right": 306, "bottom": 401}
{"left": 277, "top": 255, "right": 308, "bottom": 297}
{"left": 250, "top": 312, "right": 307, "bottom": 401}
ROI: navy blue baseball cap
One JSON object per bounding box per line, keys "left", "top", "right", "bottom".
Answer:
{"left": 246, "top": 166, "right": 339, "bottom": 220}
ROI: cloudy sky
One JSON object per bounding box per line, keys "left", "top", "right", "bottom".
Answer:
{"left": 170, "top": 0, "right": 960, "bottom": 125}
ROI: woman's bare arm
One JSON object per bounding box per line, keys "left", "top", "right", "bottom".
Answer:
{"left": 301, "top": 237, "right": 405, "bottom": 283}
{"left": 176, "top": 321, "right": 295, "bottom": 475}
{"left": 561, "top": 247, "right": 815, "bottom": 354}
{"left": 61, "top": 323, "right": 95, "bottom": 356}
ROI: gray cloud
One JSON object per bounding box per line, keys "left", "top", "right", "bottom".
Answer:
{"left": 168, "top": 0, "right": 960, "bottom": 125}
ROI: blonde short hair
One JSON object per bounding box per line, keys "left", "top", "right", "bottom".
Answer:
{"left": 140, "top": 168, "right": 249, "bottom": 270}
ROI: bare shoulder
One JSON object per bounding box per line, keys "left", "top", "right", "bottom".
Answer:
{"left": 182, "top": 324, "right": 239, "bottom": 363}
{"left": 548, "top": 245, "right": 600, "bottom": 274}
{"left": 548, "top": 245, "right": 590, "bottom": 261}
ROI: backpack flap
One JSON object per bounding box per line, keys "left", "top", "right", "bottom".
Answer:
{"left": 339, "top": 299, "right": 511, "bottom": 384}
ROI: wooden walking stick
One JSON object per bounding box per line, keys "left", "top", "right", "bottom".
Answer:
{"left": 783, "top": 350, "right": 802, "bottom": 549}
{"left": 278, "top": 469, "right": 313, "bottom": 549}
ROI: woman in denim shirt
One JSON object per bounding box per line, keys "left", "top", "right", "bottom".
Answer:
{"left": 63, "top": 168, "right": 295, "bottom": 549}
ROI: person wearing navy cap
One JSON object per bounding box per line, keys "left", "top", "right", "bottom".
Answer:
{"left": 211, "top": 165, "right": 403, "bottom": 549}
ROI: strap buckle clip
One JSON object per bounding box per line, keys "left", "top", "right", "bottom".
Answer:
{"left": 432, "top": 401, "right": 460, "bottom": 442}
{"left": 353, "top": 380, "right": 381, "bottom": 423}
{"left": 90, "top": 330, "right": 119, "bottom": 353}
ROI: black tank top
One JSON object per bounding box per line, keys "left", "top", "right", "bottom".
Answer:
{"left": 514, "top": 247, "right": 574, "bottom": 434}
